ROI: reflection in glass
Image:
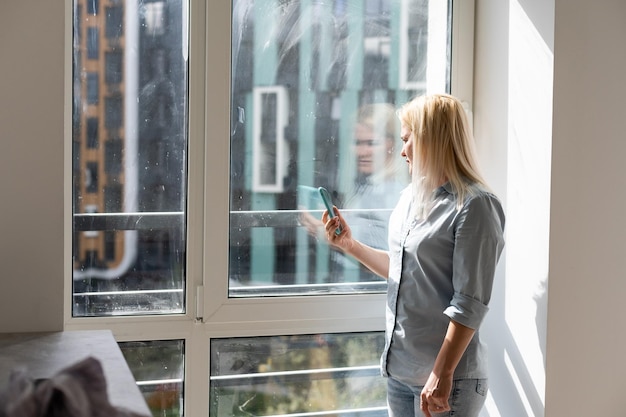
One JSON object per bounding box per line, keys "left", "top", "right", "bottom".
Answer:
{"left": 72, "top": 0, "right": 188, "bottom": 316}
{"left": 229, "top": 0, "right": 451, "bottom": 295}
{"left": 210, "top": 332, "right": 386, "bottom": 416}
{"left": 119, "top": 339, "right": 185, "bottom": 417}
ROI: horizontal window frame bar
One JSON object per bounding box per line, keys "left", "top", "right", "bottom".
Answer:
{"left": 258, "top": 406, "right": 389, "bottom": 417}
{"left": 73, "top": 289, "right": 184, "bottom": 297}
{"left": 73, "top": 208, "right": 393, "bottom": 231}
{"left": 73, "top": 211, "right": 184, "bottom": 231}
{"left": 230, "top": 282, "right": 386, "bottom": 297}
{"left": 136, "top": 378, "right": 183, "bottom": 386}
{"left": 210, "top": 364, "right": 381, "bottom": 385}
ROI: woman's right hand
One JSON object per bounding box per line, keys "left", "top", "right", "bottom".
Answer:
{"left": 321, "top": 207, "right": 354, "bottom": 252}
{"left": 322, "top": 206, "right": 391, "bottom": 279}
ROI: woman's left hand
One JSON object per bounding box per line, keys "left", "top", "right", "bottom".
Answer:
{"left": 420, "top": 372, "right": 452, "bottom": 416}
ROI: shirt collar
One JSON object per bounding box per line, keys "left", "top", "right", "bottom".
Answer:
{"left": 437, "top": 181, "right": 455, "bottom": 196}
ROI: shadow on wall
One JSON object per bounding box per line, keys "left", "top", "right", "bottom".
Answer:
{"left": 483, "top": 270, "right": 548, "bottom": 417}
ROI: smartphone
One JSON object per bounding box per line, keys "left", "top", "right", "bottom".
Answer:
{"left": 318, "top": 187, "right": 343, "bottom": 235}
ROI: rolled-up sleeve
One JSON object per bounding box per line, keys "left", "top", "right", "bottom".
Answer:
{"left": 444, "top": 193, "right": 505, "bottom": 329}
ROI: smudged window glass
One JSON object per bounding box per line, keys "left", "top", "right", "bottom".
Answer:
{"left": 229, "top": 0, "right": 451, "bottom": 296}
{"left": 72, "top": 0, "right": 188, "bottom": 316}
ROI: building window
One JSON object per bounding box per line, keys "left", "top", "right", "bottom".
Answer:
{"left": 86, "top": 72, "right": 99, "bottom": 104}
{"left": 104, "top": 183, "right": 122, "bottom": 212}
{"left": 104, "top": 95, "right": 123, "bottom": 130}
{"left": 105, "top": 50, "right": 123, "bottom": 84}
{"left": 87, "top": 27, "right": 100, "bottom": 59}
{"left": 104, "top": 139, "right": 122, "bottom": 175}
{"left": 87, "top": 0, "right": 99, "bottom": 16}
{"left": 105, "top": 6, "right": 124, "bottom": 40}
{"left": 86, "top": 117, "right": 99, "bottom": 149}
{"left": 104, "top": 230, "right": 116, "bottom": 261}
{"left": 363, "top": 0, "right": 392, "bottom": 88}
{"left": 85, "top": 161, "right": 98, "bottom": 193}
{"left": 142, "top": 1, "right": 166, "bottom": 37}
{"left": 210, "top": 332, "right": 386, "bottom": 416}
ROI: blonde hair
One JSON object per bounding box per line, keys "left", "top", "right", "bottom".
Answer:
{"left": 398, "top": 94, "right": 487, "bottom": 218}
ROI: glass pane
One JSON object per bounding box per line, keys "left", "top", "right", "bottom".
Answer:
{"left": 229, "top": 0, "right": 451, "bottom": 296}
{"left": 119, "top": 339, "right": 185, "bottom": 417}
{"left": 210, "top": 332, "right": 386, "bottom": 416}
{"left": 72, "top": 0, "right": 188, "bottom": 316}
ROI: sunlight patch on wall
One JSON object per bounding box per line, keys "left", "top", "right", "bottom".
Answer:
{"left": 505, "top": 0, "right": 554, "bottom": 412}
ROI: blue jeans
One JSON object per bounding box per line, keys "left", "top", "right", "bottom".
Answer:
{"left": 386, "top": 377, "right": 488, "bottom": 417}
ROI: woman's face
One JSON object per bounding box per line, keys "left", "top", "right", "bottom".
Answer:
{"left": 400, "top": 124, "right": 414, "bottom": 175}
{"left": 354, "top": 123, "right": 388, "bottom": 175}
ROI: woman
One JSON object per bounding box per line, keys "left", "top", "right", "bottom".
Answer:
{"left": 322, "top": 94, "right": 505, "bottom": 417}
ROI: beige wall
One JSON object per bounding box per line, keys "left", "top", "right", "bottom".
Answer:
{"left": 546, "top": 1, "right": 626, "bottom": 415}
{"left": 0, "top": 2, "right": 65, "bottom": 331}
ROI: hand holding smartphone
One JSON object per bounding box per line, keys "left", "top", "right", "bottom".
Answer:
{"left": 318, "top": 187, "right": 343, "bottom": 235}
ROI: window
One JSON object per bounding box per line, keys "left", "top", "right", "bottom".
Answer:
{"left": 105, "top": 6, "right": 123, "bottom": 40}
{"left": 72, "top": 0, "right": 186, "bottom": 318}
{"left": 87, "top": 0, "right": 99, "bottom": 15}
{"left": 85, "top": 161, "right": 98, "bottom": 193}
{"left": 104, "top": 138, "right": 122, "bottom": 175}
{"left": 119, "top": 339, "right": 185, "bottom": 416}
{"left": 104, "top": 183, "right": 122, "bottom": 211}
{"left": 104, "top": 94, "right": 123, "bottom": 129}
{"left": 86, "top": 117, "right": 99, "bottom": 148}
{"left": 87, "top": 27, "right": 99, "bottom": 59}
{"left": 105, "top": 50, "right": 123, "bottom": 84}
{"left": 228, "top": 0, "right": 451, "bottom": 297}
{"left": 86, "top": 72, "right": 99, "bottom": 104}
{"left": 67, "top": 1, "right": 474, "bottom": 416}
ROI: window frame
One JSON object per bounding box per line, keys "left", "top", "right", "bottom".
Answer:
{"left": 63, "top": 0, "right": 475, "bottom": 415}
{"left": 201, "top": 0, "right": 475, "bottom": 330}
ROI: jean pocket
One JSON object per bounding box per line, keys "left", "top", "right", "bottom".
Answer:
{"left": 475, "top": 379, "right": 488, "bottom": 396}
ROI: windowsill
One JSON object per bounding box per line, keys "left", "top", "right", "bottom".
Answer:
{"left": 0, "top": 329, "right": 150, "bottom": 416}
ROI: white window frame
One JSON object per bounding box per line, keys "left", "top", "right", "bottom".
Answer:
{"left": 63, "top": 0, "right": 475, "bottom": 415}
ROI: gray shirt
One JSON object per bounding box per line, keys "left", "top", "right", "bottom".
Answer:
{"left": 381, "top": 182, "right": 505, "bottom": 386}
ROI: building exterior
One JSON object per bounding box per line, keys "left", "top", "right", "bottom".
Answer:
{"left": 72, "top": 0, "right": 186, "bottom": 314}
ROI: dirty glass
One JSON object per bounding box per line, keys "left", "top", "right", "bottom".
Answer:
{"left": 119, "top": 339, "right": 185, "bottom": 416}
{"left": 229, "top": 0, "right": 451, "bottom": 296}
{"left": 72, "top": 0, "right": 188, "bottom": 316}
{"left": 210, "top": 332, "right": 387, "bottom": 416}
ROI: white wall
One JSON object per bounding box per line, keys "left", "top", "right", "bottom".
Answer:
{"left": 546, "top": 1, "right": 626, "bottom": 415}
{"left": 0, "top": 2, "right": 65, "bottom": 331}
{"left": 474, "top": 0, "right": 553, "bottom": 416}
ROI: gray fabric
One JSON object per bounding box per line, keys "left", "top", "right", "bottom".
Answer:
{"left": 0, "top": 357, "right": 148, "bottom": 417}
{"left": 381, "top": 183, "right": 505, "bottom": 386}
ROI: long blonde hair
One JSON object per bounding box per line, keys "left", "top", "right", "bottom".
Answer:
{"left": 398, "top": 94, "right": 487, "bottom": 218}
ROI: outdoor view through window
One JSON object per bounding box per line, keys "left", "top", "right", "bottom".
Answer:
{"left": 72, "top": 0, "right": 187, "bottom": 317}
{"left": 71, "top": 0, "right": 452, "bottom": 310}
{"left": 71, "top": 0, "right": 453, "bottom": 415}
{"left": 228, "top": 0, "right": 451, "bottom": 296}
